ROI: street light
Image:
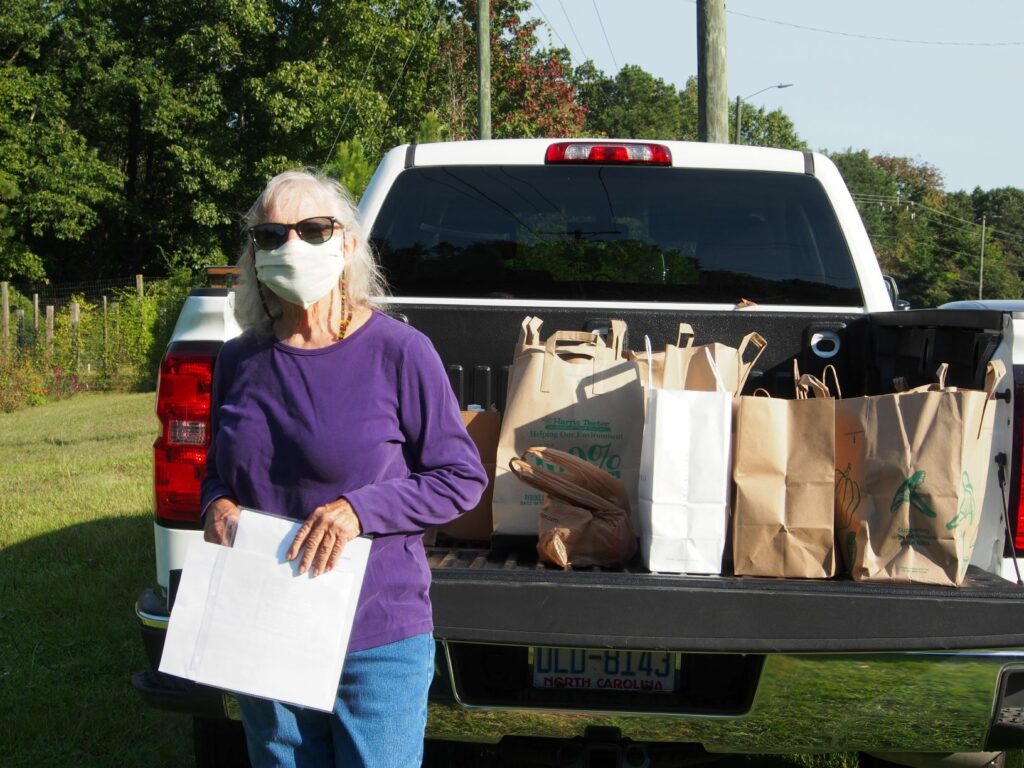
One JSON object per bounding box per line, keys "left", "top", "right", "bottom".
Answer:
{"left": 735, "top": 83, "right": 793, "bottom": 145}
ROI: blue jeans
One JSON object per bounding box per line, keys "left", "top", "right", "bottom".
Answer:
{"left": 237, "top": 633, "right": 435, "bottom": 767}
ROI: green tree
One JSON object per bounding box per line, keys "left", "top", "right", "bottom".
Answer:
{"left": 0, "top": 9, "right": 121, "bottom": 281}
{"left": 830, "top": 149, "right": 945, "bottom": 305}
{"left": 971, "top": 187, "right": 1024, "bottom": 284}
{"left": 731, "top": 102, "right": 807, "bottom": 150}
{"left": 1, "top": 0, "right": 596, "bottom": 287}
{"left": 323, "top": 138, "right": 376, "bottom": 201}
{"left": 5, "top": 0, "right": 448, "bottom": 281}
{"left": 576, "top": 63, "right": 684, "bottom": 139}
{"left": 429, "top": 0, "right": 585, "bottom": 140}
{"left": 830, "top": 149, "right": 1022, "bottom": 305}
{"left": 575, "top": 66, "right": 804, "bottom": 150}
{"left": 677, "top": 76, "right": 700, "bottom": 140}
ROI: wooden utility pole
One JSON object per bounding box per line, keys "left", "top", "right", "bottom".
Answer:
{"left": 1, "top": 282, "right": 8, "bottom": 355}
{"left": 978, "top": 214, "right": 987, "bottom": 300}
{"left": 477, "top": 0, "right": 492, "bottom": 140}
{"left": 697, "top": 0, "right": 729, "bottom": 143}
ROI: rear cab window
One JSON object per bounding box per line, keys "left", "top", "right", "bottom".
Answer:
{"left": 370, "top": 165, "right": 862, "bottom": 305}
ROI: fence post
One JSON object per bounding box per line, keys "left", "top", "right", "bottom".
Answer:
{"left": 70, "top": 301, "right": 80, "bottom": 375}
{"left": 1, "top": 281, "right": 8, "bottom": 357}
{"left": 33, "top": 293, "right": 39, "bottom": 335}
{"left": 136, "top": 274, "right": 144, "bottom": 301}
{"left": 111, "top": 301, "right": 119, "bottom": 366}
{"left": 46, "top": 305, "right": 54, "bottom": 357}
{"left": 102, "top": 296, "right": 109, "bottom": 375}
{"left": 14, "top": 308, "right": 24, "bottom": 348}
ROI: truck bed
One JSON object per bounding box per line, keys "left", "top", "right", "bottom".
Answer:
{"left": 428, "top": 545, "right": 1024, "bottom": 653}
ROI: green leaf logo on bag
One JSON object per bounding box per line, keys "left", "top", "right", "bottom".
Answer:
{"left": 835, "top": 464, "right": 861, "bottom": 529}
{"left": 946, "top": 472, "right": 975, "bottom": 530}
{"left": 890, "top": 470, "right": 936, "bottom": 519}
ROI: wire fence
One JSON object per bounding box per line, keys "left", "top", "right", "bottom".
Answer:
{"left": 1, "top": 274, "right": 193, "bottom": 411}
{"left": 12, "top": 275, "right": 145, "bottom": 314}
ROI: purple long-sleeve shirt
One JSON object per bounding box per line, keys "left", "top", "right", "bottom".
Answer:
{"left": 200, "top": 310, "right": 487, "bottom": 652}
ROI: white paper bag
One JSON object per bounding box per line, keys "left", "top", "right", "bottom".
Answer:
{"left": 637, "top": 347, "right": 732, "bottom": 574}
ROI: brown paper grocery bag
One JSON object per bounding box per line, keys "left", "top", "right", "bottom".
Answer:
{"left": 509, "top": 447, "right": 637, "bottom": 569}
{"left": 493, "top": 317, "right": 644, "bottom": 536}
{"left": 732, "top": 366, "right": 837, "bottom": 578}
{"left": 834, "top": 361, "right": 1005, "bottom": 586}
{"left": 433, "top": 410, "right": 501, "bottom": 542}
{"left": 630, "top": 324, "right": 766, "bottom": 395}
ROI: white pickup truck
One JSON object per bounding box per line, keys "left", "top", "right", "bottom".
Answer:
{"left": 134, "top": 139, "right": 1024, "bottom": 768}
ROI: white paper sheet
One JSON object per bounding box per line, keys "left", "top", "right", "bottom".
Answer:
{"left": 160, "top": 508, "right": 371, "bottom": 711}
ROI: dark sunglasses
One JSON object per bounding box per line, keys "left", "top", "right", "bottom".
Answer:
{"left": 249, "top": 216, "right": 340, "bottom": 250}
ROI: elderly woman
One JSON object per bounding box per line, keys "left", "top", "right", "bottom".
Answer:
{"left": 200, "top": 169, "right": 487, "bottom": 767}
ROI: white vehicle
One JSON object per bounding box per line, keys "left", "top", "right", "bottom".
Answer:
{"left": 135, "top": 140, "right": 1024, "bottom": 768}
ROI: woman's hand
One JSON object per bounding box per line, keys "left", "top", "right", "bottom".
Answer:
{"left": 204, "top": 498, "right": 241, "bottom": 546}
{"left": 287, "top": 498, "right": 362, "bottom": 576}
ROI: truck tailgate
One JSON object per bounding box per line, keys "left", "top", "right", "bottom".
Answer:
{"left": 428, "top": 547, "right": 1024, "bottom": 652}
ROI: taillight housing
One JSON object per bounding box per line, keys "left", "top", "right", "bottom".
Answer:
{"left": 545, "top": 141, "right": 672, "bottom": 166}
{"left": 154, "top": 342, "right": 220, "bottom": 528}
{"left": 1010, "top": 366, "right": 1024, "bottom": 552}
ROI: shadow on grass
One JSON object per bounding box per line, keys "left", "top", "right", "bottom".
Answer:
{"left": 0, "top": 513, "right": 193, "bottom": 768}
{"left": 2, "top": 510, "right": 1015, "bottom": 768}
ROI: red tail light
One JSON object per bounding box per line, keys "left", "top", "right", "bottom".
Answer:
{"left": 154, "top": 343, "right": 219, "bottom": 528}
{"left": 545, "top": 142, "right": 672, "bottom": 166}
{"left": 1011, "top": 368, "right": 1024, "bottom": 551}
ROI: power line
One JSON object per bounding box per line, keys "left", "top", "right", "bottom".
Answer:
{"left": 382, "top": 20, "right": 430, "bottom": 116}
{"left": 322, "top": 4, "right": 444, "bottom": 168}
{"left": 851, "top": 195, "right": 949, "bottom": 224}
{"left": 533, "top": 1, "right": 570, "bottom": 51}
{"left": 850, "top": 194, "right": 1024, "bottom": 246}
{"left": 591, "top": 0, "right": 619, "bottom": 71}
{"left": 723, "top": 4, "right": 1023, "bottom": 47}
{"left": 556, "top": 0, "right": 590, "bottom": 62}
{"left": 861, "top": 219, "right": 1024, "bottom": 273}
{"left": 321, "top": 28, "right": 385, "bottom": 169}
{"left": 867, "top": 234, "right": 1024, "bottom": 273}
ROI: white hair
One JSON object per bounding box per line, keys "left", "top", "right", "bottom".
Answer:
{"left": 233, "top": 170, "right": 388, "bottom": 335}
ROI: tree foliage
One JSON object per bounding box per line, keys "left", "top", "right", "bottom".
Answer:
{"left": 1, "top": 1, "right": 1022, "bottom": 312}
{"left": 0, "top": 6, "right": 121, "bottom": 282}
{"left": 429, "top": 0, "right": 585, "bottom": 140}
{"left": 576, "top": 66, "right": 805, "bottom": 151}
{"left": 576, "top": 63, "right": 685, "bottom": 140}
{"left": 0, "top": 0, "right": 592, "bottom": 286}
{"left": 830, "top": 149, "right": 1021, "bottom": 306}
{"left": 731, "top": 102, "right": 807, "bottom": 150}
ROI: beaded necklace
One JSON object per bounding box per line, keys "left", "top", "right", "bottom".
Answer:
{"left": 337, "top": 274, "right": 354, "bottom": 340}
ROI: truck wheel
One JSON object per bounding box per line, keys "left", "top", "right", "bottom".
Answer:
{"left": 193, "top": 716, "right": 251, "bottom": 768}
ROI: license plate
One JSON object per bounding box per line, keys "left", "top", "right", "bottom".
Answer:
{"left": 532, "top": 647, "right": 676, "bottom": 693}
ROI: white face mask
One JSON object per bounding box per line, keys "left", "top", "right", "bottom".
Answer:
{"left": 254, "top": 238, "right": 346, "bottom": 309}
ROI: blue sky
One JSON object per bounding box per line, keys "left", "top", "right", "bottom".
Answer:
{"left": 525, "top": 1, "right": 1023, "bottom": 193}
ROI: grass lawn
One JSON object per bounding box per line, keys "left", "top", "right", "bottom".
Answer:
{"left": 0, "top": 393, "right": 193, "bottom": 767}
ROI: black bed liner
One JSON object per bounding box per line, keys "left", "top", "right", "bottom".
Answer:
{"left": 410, "top": 306, "right": 1019, "bottom": 654}
{"left": 428, "top": 546, "right": 1024, "bottom": 653}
